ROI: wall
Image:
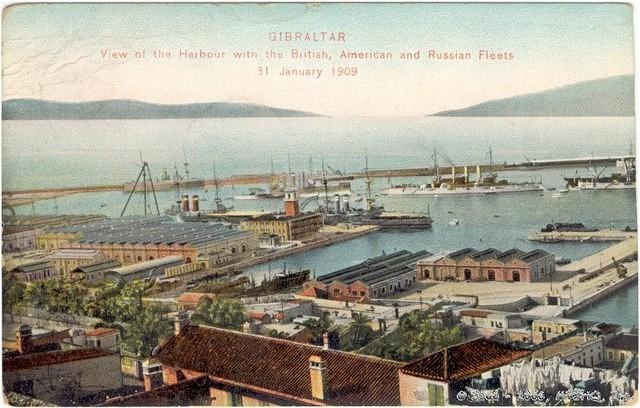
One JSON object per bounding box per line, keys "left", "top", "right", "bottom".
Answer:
{"left": 3, "top": 353, "right": 122, "bottom": 404}
{"left": 399, "top": 371, "right": 449, "bottom": 406}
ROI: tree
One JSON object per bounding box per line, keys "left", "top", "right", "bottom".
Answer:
{"left": 3, "top": 270, "right": 25, "bottom": 318}
{"left": 301, "top": 314, "right": 334, "bottom": 346}
{"left": 191, "top": 297, "right": 246, "bottom": 330}
{"left": 122, "top": 303, "right": 172, "bottom": 358}
{"left": 266, "top": 329, "right": 289, "bottom": 339}
{"left": 342, "top": 313, "right": 377, "bottom": 350}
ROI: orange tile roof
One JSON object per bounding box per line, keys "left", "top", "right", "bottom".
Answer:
{"left": 177, "top": 292, "right": 215, "bottom": 304}
{"left": 401, "top": 337, "right": 530, "bottom": 382}
{"left": 85, "top": 327, "right": 118, "bottom": 337}
{"left": 156, "top": 325, "right": 403, "bottom": 405}
{"left": 459, "top": 309, "right": 491, "bottom": 318}
{"left": 4, "top": 348, "right": 116, "bottom": 371}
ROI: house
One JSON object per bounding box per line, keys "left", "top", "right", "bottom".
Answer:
{"left": 605, "top": 333, "right": 638, "bottom": 363}
{"left": 9, "top": 260, "right": 57, "bottom": 282}
{"left": 398, "top": 337, "right": 531, "bottom": 405}
{"left": 416, "top": 247, "right": 555, "bottom": 283}
{"left": 531, "top": 333, "right": 606, "bottom": 367}
{"left": 108, "top": 313, "right": 531, "bottom": 406}
{"left": 85, "top": 328, "right": 120, "bottom": 352}
{"left": 47, "top": 249, "right": 108, "bottom": 278}
{"left": 176, "top": 292, "right": 216, "bottom": 311}
{"left": 531, "top": 317, "right": 580, "bottom": 343}
{"left": 458, "top": 309, "right": 526, "bottom": 330}
{"left": 2, "top": 325, "right": 123, "bottom": 405}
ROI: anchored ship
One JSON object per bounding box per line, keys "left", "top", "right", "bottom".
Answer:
{"left": 564, "top": 158, "right": 635, "bottom": 190}
{"left": 123, "top": 161, "right": 204, "bottom": 192}
{"left": 381, "top": 148, "right": 544, "bottom": 196}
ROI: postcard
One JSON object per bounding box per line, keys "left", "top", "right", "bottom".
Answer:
{"left": 1, "top": 2, "right": 638, "bottom": 407}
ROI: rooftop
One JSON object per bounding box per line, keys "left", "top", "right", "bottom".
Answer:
{"left": 420, "top": 247, "right": 551, "bottom": 264}
{"left": 400, "top": 337, "right": 530, "bottom": 382}
{"left": 10, "top": 260, "right": 52, "bottom": 273}
{"left": 46, "top": 216, "right": 252, "bottom": 248}
{"left": 101, "top": 376, "right": 213, "bottom": 406}
{"left": 107, "top": 256, "right": 184, "bottom": 276}
{"left": 606, "top": 334, "right": 638, "bottom": 352}
{"left": 316, "top": 250, "right": 431, "bottom": 286}
{"left": 3, "top": 214, "right": 106, "bottom": 230}
{"left": 73, "top": 259, "right": 121, "bottom": 274}
{"left": 531, "top": 335, "right": 595, "bottom": 360}
{"left": 155, "top": 325, "right": 403, "bottom": 405}
{"left": 49, "top": 249, "right": 103, "bottom": 259}
{"left": 85, "top": 328, "right": 118, "bottom": 337}
{"left": 3, "top": 348, "right": 116, "bottom": 372}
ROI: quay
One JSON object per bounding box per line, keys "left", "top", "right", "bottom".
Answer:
{"left": 165, "top": 224, "right": 379, "bottom": 283}
{"left": 529, "top": 230, "right": 637, "bottom": 243}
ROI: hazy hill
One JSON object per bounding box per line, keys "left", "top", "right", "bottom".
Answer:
{"left": 2, "top": 99, "right": 320, "bottom": 120}
{"left": 432, "top": 75, "right": 634, "bottom": 117}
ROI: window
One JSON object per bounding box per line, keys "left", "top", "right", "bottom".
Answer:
{"left": 428, "top": 383, "right": 445, "bottom": 406}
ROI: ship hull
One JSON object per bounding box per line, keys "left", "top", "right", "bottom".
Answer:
{"left": 381, "top": 183, "right": 544, "bottom": 196}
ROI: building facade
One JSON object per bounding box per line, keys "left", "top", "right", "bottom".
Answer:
{"left": 9, "top": 260, "right": 57, "bottom": 282}
{"left": 241, "top": 213, "right": 323, "bottom": 242}
{"left": 416, "top": 248, "right": 555, "bottom": 283}
{"left": 48, "top": 249, "right": 108, "bottom": 278}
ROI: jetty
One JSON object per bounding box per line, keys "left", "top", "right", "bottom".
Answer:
{"left": 529, "top": 230, "right": 637, "bottom": 243}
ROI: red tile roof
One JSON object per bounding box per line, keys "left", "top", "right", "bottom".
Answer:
{"left": 156, "top": 325, "right": 403, "bottom": 405}
{"left": 401, "top": 337, "right": 530, "bottom": 382}
{"left": 85, "top": 327, "right": 118, "bottom": 337}
{"left": 298, "top": 286, "right": 328, "bottom": 299}
{"left": 4, "top": 348, "right": 117, "bottom": 372}
{"left": 101, "top": 376, "right": 213, "bottom": 406}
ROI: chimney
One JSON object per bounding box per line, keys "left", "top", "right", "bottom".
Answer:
{"left": 142, "top": 360, "right": 164, "bottom": 391}
{"left": 191, "top": 195, "right": 200, "bottom": 212}
{"left": 309, "top": 356, "right": 328, "bottom": 400}
{"left": 322, "top": 332, "right": 330, "bottom": 350}
{"left": 174, "top": 311, "right": 190, "bottom": 335}
{"left": 180, "top": 195, "right": 190, "bottom": 213}
{"left": 16, "top": 325, "right": 33, "bottom": 354}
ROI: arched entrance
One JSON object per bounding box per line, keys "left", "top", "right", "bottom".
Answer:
{"left": 488, "top": 270, "right": 495, "bottom": 281}
{"left": 512, "top": 271, "right": 520, "bottom": 282}
{"left": 464, "top": 269, "right": 472, "bottom": 281}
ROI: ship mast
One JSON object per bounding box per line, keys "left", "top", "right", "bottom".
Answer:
{"left": 182, "top": 146, "right": 190, "bottom": 181}
{"left": 489, "top": 146, "right": 494, "bottom": 178}
{"left": 321, "top": 158, "right": 329, "bottom": 211}
{"left": 433, "top": 147, "right": 440, "bottom": 183}
{"left": 365, "top": 156, "right": 374, "bottom": 212}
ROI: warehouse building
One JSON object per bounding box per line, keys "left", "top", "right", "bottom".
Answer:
{"left": 43, "top": 216, "right": 257, "bottom": 265}
{"left": 48, "top": 249, "right": 107, "bottom": 278}
{"left": 416, "top": 247, "right": 555, "bottom": 283}
{"left": 302, "top": 250, "right": 431, "bottom": 301}
{"left": 241, "top": 191, "right": 323, "bottom": 242}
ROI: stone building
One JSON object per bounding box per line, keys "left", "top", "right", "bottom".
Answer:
{"left": 416, "top": 247, "right": 555, "bottom": 283}
{"left": 9, "top": 259, "right": 57, "bottom": 282}
{"left": 48, "top": 249, "right": 107, "bottom": 278}
{"left": 301, "top": 250, "right": 430, "bottom": 301}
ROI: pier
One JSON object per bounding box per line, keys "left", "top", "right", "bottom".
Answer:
{"left": 529, "top": 230, "right": 637, "bottom": 243}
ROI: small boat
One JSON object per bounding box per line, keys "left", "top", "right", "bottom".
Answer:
{"left": 447, "top": 211, "right": 454, "bottom": 214}
{"left": 448, "top": 219, "right": 460, "bottom": 226}
{"left": 100, "top": 203, "right": 107, "bottom": 208}
{"left": 551, "top": 193, "right": 565, "bottom": 198}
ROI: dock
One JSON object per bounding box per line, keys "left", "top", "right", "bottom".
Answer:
{"left": 557, "top": 236, "right": 638, "bottom": 274}
{"left": 529, "top": 230, "right": 636, "bottom": 243}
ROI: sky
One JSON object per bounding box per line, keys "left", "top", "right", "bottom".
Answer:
{"left": 2, "top": 3, "right": 635, "bottom": 116}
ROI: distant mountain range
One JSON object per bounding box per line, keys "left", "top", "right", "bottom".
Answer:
{"left": 432, "top": 75, "right": 634, "bottom": 117}
{"left": 2, "top": 99, "right": 319, "bottom": 120}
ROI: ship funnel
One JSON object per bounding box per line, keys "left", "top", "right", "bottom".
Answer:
{"left": 334, "top": 194, "right": 341, "bottom": 214}
{"left": 451, "top": 166, "right": 456, "bottom": 185}
{"left": 476, "top": 165, "right": 482, "bottom": 183}
{"left": 342, "top": 195, "right": 350, "bottom": 213}
{"left": 191, "top": 195, "right": 200, "bottom": 212}
{"left": 464, "top": 166, "right": 469, "bottom": 184}
{"left": 181, "top": 195, "right": 190, "bottom": 213}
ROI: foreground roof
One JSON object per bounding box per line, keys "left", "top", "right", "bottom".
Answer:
{"left": 155, "top": 325, "right": 403, "bottom": 405}
{"left": 3, "top": 348, "right": 116, "bottom": 372}
{"left": 101, "top": 376, "right": 213, "bottom": 406}
{"left": 400, "top": 337, "right": 530, "bottom": 382}
{"left": 606, "top": 334, "right": 638, "bottom": 352}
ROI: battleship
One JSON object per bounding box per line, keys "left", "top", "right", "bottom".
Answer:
{"left": 381, "top": 148, "right": 544, "bottom": 196}
{"left": 564, "top": 157, "right": 635, "bottom": 190}
{"left": 325, "top": 158, "right": 433, "bottom": 229}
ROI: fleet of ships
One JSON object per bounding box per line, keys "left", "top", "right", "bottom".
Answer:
{"left": 121, "top": 150, "right": 635, "bottom": 229}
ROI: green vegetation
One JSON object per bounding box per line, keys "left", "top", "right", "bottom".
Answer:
{"left": 359, "top": 308, "right": 465, "bottom": 362}
{"left": 2, "top": 270, "right": 26, "bottom": 317}
{"left": 23, "top": 277, "right": 87, "bottom": 315}
{"left": 191, "top": 297, "right": 246, "bottom": 330}
{"left": 340, "top": 312, "right": 380, "bottom": 351}
{"left": 300, "top": 314, "right": 334, "bottom": 346}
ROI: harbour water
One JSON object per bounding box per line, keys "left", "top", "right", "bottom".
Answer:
{"left": 2, "top": 116, "right": 637, "bottom": 326}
